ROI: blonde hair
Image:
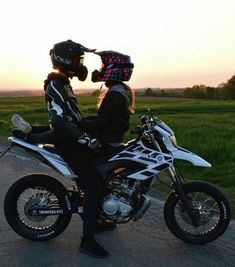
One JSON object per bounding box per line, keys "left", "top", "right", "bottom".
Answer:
{"left": 97, "top": 83, "right": 135, "bottom": 113}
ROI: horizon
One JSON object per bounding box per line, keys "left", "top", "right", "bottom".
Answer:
{"left": 0, "top": 88, "right": 186, "bottom": 93}
{"left": 1, "top": 0, "right": 235, "bottom": 89}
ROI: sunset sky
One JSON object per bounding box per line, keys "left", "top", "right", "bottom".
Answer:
{"left": 1, "top": 0, "right": 235, "bottom": 90}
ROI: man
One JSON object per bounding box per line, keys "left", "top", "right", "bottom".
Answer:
{"left": 44, "top": 40, "right": 109, "bottom": 258}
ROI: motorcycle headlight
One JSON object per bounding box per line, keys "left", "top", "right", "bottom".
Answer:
{"left": 170, "top": 135, "right": 177, "bottom": 146}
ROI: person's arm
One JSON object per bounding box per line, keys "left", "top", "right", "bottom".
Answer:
{"left": 46, "top": 80, "right": 84, "bottom": 140}
{"left": 78, "top": 91, "right": 126, "bottom": 132}
{"left": 46, "top": 80, "right": 100, "bottom": 150}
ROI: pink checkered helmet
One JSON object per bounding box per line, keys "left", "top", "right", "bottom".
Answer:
{"left": 91, "top": 51, "right": 134, "bottom": 82}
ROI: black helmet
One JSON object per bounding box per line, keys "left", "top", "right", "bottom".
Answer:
{"left": 91, "top": 51, "right": 134, "bottom": 82}
{"left": 50, "top": 40, "right": 95, "bottom": 81}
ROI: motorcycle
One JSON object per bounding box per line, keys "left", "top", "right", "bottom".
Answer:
{"left": 3, "top": 114, "right": 231, "bottom": 244}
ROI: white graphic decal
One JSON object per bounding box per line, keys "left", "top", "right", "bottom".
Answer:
{"left": 51, "top": 52, "right": 72, "bottom": 65}
{"left": 51, "top": 99, "right": 63, "bottom": 116}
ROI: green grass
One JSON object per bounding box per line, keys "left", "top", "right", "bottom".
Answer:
{"left": 1, "top": 96, "right": 235, "bottom": 217}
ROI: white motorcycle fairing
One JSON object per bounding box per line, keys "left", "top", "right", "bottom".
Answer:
{"left": 172, "top": 146, "right": 211, "bottom": 167}
{"left": 109, "top": 140, "right": 173, "bottom": 180}
{"left": 153, "top": 124, "right": 211, "bottom": 168}
{"left": 8, "top": 137, "right": 77, "bottom": 179}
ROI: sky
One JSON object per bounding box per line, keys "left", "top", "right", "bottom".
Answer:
{"left": 0, "top": 0, "right": 235, "bottom": 90}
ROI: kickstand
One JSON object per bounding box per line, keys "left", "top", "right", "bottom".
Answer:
{"left": 0, "top": 144, "right": 14, "bottom": 159}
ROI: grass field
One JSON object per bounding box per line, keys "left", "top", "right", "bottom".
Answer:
{"left": 0, "top": 96, "right": 235, "bottom": 216}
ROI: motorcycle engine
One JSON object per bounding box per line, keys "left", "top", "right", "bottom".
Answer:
{"left": 102, "top": 194, "right": 132, "bottom": 221}
{"left": 102, "top": 176, "right": 139, "bottom": 222}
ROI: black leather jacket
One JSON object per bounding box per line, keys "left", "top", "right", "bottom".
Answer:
{"left": 44, "top": 72, "right": 84, "bottom": 143}
{"left": 78, "top": 83, "right": 131, "bottom": 143}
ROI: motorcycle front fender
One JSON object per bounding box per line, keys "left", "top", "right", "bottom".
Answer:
{"left": 171, "top": 146, "right": 211, "bottom": 167}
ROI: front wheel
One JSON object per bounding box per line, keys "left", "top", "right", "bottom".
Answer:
{"left": 4, "top": 174, "right": 72, "bottom": 241}
{"left": 164, "top": 181, "right": 231, "bottom": 244}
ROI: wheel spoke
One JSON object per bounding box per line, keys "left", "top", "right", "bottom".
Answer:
{"left": 174, "top": 191, "right": 221, "bottom": 235}
{"left": 17, "top": 186, "right": 60, "bottom": 230}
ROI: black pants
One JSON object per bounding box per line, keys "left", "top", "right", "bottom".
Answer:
{"left": 29, "top": 126, "right": 61, "bottom": 144}
{"left": 55, "top": 142, "right": 102, "bottom": 238}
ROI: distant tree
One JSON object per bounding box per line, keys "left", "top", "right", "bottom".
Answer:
{"left": 221, "top": 75, "right": 235, "bottom": 99}
{"left": 205, "top": 86, "right": 216, "bottom": 99}
{"left": 214, "top": 88, "right": 222, "bottom": 100}
{"left": 184, "top": 85, "right": 206, "bottom": 99}
{"left": 159, "top": 89, "right": 166, "bottom": 97}
{"left": 218, "top": 83, "right": 226, "bottom": 88}
{"left": 144, "top": 88, "right": 156, "bottom": 96}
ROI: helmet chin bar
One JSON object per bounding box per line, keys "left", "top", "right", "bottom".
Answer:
{"left": 60, "top": 65, "right": 88, "bottom": 81}
{"left": 76, "top": 65, "right": 88, "bottom": 81}
{"left": 91, "top": 69, "right": 100, "bottom": 82}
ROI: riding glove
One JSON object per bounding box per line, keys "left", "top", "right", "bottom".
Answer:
{"left": 77, "top": 132, "right": 101, "bottom": 151}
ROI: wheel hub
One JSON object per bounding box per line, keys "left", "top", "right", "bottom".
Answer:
{"left": 24, "top": 197, "right": 47, "bottom": 222}
{"left": 179, "top": 202, "right": 214, "bottom": 226}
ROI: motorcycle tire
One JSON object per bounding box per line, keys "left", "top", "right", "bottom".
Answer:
{"left": 4, "top": 174, "right": 72, "bottom": 241}
{"left": 164, "top": 181, "right": 231, "bottom": 244}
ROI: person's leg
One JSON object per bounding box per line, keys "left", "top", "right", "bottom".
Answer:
{"left": 78, "top": 163, "right": 102, "bottom": 238}
{"left": 76, "top": 163, "right": 109, "bottom": 258}
{"left": 29, "top": 129, "right": 61, "bottom": 144}
{"left": 57, "top": 146, "right": 109, "bottom": 258}
{"left": 31, "top": 125, "right": 51, "bottom": 133}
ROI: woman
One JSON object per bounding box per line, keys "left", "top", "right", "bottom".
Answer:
{"left": 78, "top": 50, "right": 135, "bottom": 157}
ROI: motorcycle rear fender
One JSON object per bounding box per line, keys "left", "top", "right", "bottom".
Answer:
{"left": 8, "top": 137, "right": 77, "bottom": 179}
{"left": 172, "top": 146, "right": 211, "bottom": 167}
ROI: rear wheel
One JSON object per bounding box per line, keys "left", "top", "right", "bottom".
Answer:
{"left": 164, "top": 181, "right": 231, "bottom": 244}
{"left": 4, "top": 174, "right": 72, "bottom": 241}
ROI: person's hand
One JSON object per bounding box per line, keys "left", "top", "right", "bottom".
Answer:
{"left": 77, "top": 132, "right": 101, "bottom": 151}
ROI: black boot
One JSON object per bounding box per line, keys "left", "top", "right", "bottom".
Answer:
{"left": 95, "top": 221, "right": 117, "bottom": 233}
{"left": 79, "top": 237, "right": 109, "bottom": 258}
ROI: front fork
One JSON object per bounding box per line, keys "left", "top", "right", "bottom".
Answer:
{"left": 167, "top": 165, "right": 200, "bottom": 227}
{"left": 148, "top": 132, "right": 200, "bottom": 227}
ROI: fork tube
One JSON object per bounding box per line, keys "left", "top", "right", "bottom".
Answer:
{"left": 149, "top": 133, "right": 162, "bottom": 151}
{"left": 167, "top": 166, "right": 200, "bottom": 227}
{"left": 167, "top": 165, "right": 177, "bottom": 183}
{"left": 150, "top": 131, "right": 199, "bottom": 225}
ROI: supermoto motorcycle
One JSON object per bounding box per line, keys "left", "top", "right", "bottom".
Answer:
{"left": 3, "top": 114, "right": 231, "bottom": 244}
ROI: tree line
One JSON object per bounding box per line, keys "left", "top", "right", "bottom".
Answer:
{"left": 139, "top": 75, "right": 235, "bottom": 100}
